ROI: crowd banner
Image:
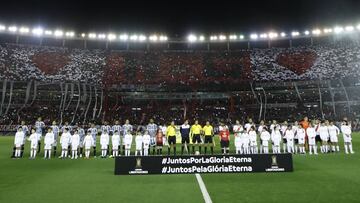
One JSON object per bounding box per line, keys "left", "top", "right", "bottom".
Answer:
{"left": 115, "top": 154, "right": 293, "bottom": 175}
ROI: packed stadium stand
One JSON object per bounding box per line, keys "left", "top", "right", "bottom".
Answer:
{"left": 1, "top": 35, "right": 360, "bottom": 131}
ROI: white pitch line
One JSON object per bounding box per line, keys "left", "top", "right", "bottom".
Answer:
{"left": 195, "top": 173, "right": 213, "bottom": 203}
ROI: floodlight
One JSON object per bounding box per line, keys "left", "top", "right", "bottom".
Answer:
{"left": 291, "top": 31, "right": 299, "bottom": 36}
{"left": 334, "top": 26, "right": 344, "bottom": 34}
{"left": 130, "top": 34, "right": 138, "bottom": 41}
{"left": 219, "top": 35, "right": 226, "bottom": 40}
{"left": 8, "top": 26, "right": 17, "bottom": 32}
{"left": 65, "top": 31, "right": 74, "bottom": 37}
{"left": 323, "top": 28, "right": 332, "bottom": 33}
{"left": 229, "top": 35, "right": 237, "bottom": 40}
{"left": 304, "top": 30, "right": 310, "bottom": 35}
{"left": 259, "top": 33, "right": 268, "bottom": 38}
{"left": 19, "top": 27, "right": 29, "bottom": 33}
{"left": 54, "top": 30, "right": 64, "bottom": 37}
{"left": 268, "top": 32, "right": 278, "bottom": 39}
{"left": 32, "top": 28, "right": 44, "bottom": 36}
{"left": 159, "top": 35, "right": 168, "bottom": 41}
{"left": 345, "top": 26, "right": 354, "bottom": 32}
{"left": 81, "top": 33, "right": 86, "bottom": 38}
{"left": 44, "top": 30, "right": 53, "bottom": 35}
{"left": 210, "top": 36, "right": 218, "bottom": 41}
{"left": 119, "top": 34, "right": 129, "bottom": 41}
{"left": 138, "top": 35, "right": 146, "bottom": 41}
{"left": 98, "top": 34, "right": 106, "bottom": 39}
{"left": 187, "top": 34, "right": 197, "bottom": 42}
{"left": 88, "top": 33, "right": 97, "bottom": 38}
{"left": 357, "top": 24, "right": 360, "bottom": 30}
{"left": 280, "top": 32, "right": 286, "bottom": 37}
{"left": 239, "top": 35, "right": 244, "bottom": 39}
{"left": 149, "top": 35, "right": 158, "bottom": 41}
{"left": 107, "top": 33, "right": 116, "bottom": 40}
{"left": 0, "top": 25, "right": 5, "bottom": 31}
{"left": 198, "top": 35, "right": 205, "bottom": 41}
{"left": 312, "top": 29, "right": 321, "bottom": 35}
{"left": 250, "top": 33, "right": 258, "bottom": 40}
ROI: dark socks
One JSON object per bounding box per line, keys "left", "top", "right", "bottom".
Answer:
{"left": 12, "top": 146, "right": 16, "bottom": 158}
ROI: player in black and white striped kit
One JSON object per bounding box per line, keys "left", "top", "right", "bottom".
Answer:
{"left": 51, "top": 121, "right": 60, "bottom": 156}
{"left": 146, "top": 119, "right": 158, "bottom": 155}
{"left": 112, "top": 120, "right": 123, "bottom": 154}
{"left": 77, "top": 123, "right": 86, "bottom": 157}
{"left": 89, "top": 123, "right": 98, "bottom": 157}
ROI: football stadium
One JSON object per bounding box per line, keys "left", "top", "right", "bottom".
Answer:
{"left": 1, "top": 1, "right": 360, "bottom": 202}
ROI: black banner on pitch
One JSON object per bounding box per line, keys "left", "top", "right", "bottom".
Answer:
{"left": 114, "top": 154, "right": 293, "bottom": 175}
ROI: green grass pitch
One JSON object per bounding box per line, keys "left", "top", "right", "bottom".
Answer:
{"left": 0, "top": 134, "right": 359, "bottom": 203}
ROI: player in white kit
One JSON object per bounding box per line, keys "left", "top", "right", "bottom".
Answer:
{"left": 341, "top": 121, "right": 354, "bottom": 154}
{"left": 28, "top": 129, "right": 38, "bottom": 159}
{"left": 14, "top": 128, "right": 25, "bottom": 158}
{"left": 271, "top": 126, "right": 282, "bottom": 153}
{"left": 241, "top": 130, "right": 250, "bottom": 154}
{"left": 83, "top": 131, "right": 94, "bottom": 159}
{"left": 296, "top": 124, "right": 306, "bottom": 154}
{"left": 135, "top": 132, "right": 143, "bottom": 156}
{"left": 60, "top": 128, "right": 71, "bottom": 159}
{"left": 260, "top": 127, "right": 271, "bottom": 154}
{"left": 44, "top": 128, "right": 55, "bottom": 159}
{"left": 285, "top": 125, "right": 295, "bottom": 153}
{"left": 307, "top": 124, "right": 318, "bottom": 155}
{"left": 100, "top": 130, "right": 110, "bottom": 158}
{"left": 328, "top": 121, "right": 340, "bottom": 152}
{"left": 111, "top": 130, "right": 121, "bottom": 157}
{"left": 71, "top": 129, "right": 80, "bottom": 159}
{"left": 124, "top": 130, "right": 133, "bottom": 156}
{"left": 249, "top": 126, "right": 258, "bottom": 154}
{"left": 292, "top": 121, "right": 299, "bottom": 154}
{"left": 318, "top": 121, "right": 330, "bottom": 153}
{"left": 233, "top": 121, "right": 243, "bottom": 154}
{"left": 142, "top": 131, "right": 151, "bottom": 156}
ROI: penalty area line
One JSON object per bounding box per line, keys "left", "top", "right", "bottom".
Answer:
{"left": 195, "top": 173, "right": 213, "bottom": 203}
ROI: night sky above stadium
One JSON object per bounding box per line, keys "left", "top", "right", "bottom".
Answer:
{"left": 1, "top": 0, "right": 360, "bottom": 36}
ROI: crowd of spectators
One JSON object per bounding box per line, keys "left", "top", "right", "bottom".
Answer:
{"left": 1, "top": 41, "right": 360, "bottom": 86}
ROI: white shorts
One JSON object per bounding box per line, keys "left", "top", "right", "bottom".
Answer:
{"left": 125, "top": 144, "right": 131, "bottom": 150}
{"left": 101, "top": 145, "right": 108, "bottom": 150}
{"left": 308, "top": 138, "right": 316, "bottom": 145}
{"left": 320, "top": 135, "right": 329, "bottom": 141}
{"left": 273, "top": 140, "right": 280, "bottom": 147}
{"left": 298, "top": 138, "right": 305, "bottom": 145}
{"left": 343, "top": 134, "right": 352, "bottom": 143}
{"left": 112, "top": 145, "right": 119, "bottom": 150}
{"left": 61, "top": 144, "right": 69, "bottom": 149}
{"left": 262, "top": 141, "right": 269, "bottom": 147}
{"left": 15, "top": 143, "right": 22, "bottom": 148}
{"left": 44, "top": 144, "right": 52, "bottom": 150}
{"left": 287, "top": 139, "right": 294, "bottom": 146}
{"left": 31, "top": 142, "right": 38, "bottom": 149}
{"left": 72, "top": 145, "right": 79, "bottom": 150}
{"left": 250, "top": 140, "right": 257, "bottom": 147}
{"left": 143, "top": 143, "right": 150, "bottom": 149}
{"left": 330, "top": 135, "right": 338, "bottom": 143}
{"left": 85, "top": 145, "right": 92, "bottom": 150}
